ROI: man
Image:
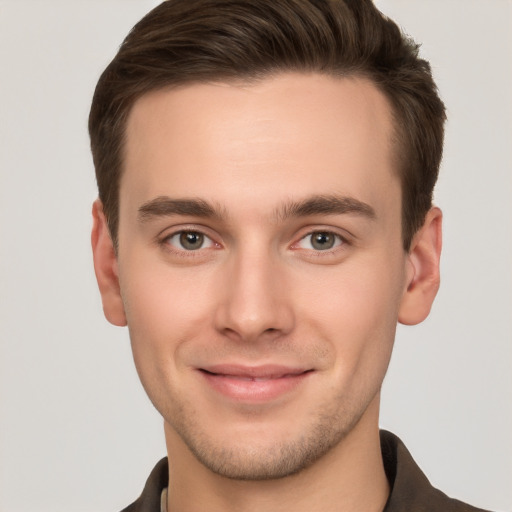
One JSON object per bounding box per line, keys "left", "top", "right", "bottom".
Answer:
{"left": 89, "top": 1, "right": 491, "bottom": 511}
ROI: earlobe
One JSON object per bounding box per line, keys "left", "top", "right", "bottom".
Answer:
{"left": 398, "top": 207, "right": 442, "bottom": 326}
{"left": 91, "top": 199, "right": 127, "bottom": 327}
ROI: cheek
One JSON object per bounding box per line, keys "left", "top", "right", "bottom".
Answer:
{"left": 118, "top": 261, "right": 221, "bottom": 416}
{"left": 295, "top": 254, "right": 405, "bottom": 369}
{"left": 118, "top": 260, "right": 218, "bottom": 364}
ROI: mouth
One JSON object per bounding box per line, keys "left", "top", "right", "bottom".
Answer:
{"left": 197, "top": 364, "right": 313, "bottom": 402}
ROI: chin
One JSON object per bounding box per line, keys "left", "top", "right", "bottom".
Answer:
{"left": 183, "top": 436, "right": 333, "bottom": 481}
{"left": 171, "top": 401, "right": 365, "bottom": 481}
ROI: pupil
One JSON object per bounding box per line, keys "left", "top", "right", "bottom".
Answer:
{"left": 312, "top": 232, "right": 334, "bottom": 250}
{"left": 180, "top": 232, "right": 203, "bottom": 250}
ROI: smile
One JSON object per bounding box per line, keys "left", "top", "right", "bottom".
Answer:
{"left": 198, "top": 365, "right": 313, "bottom": 402}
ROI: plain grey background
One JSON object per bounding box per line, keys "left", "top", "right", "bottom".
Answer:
{"left": 0, "top": 1, "right": 510, "bottom": 511}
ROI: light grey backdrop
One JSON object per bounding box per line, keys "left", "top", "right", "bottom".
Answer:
{"left": 0, "top": 1, "right": 510, "bottom": 511}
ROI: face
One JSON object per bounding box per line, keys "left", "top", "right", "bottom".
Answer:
{"left": 104, "top": 74, "right": 416, "bottom": 479}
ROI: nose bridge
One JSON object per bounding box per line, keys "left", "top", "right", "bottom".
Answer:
{"left": 215, "top": 238, "right": 293, "bottom": 341}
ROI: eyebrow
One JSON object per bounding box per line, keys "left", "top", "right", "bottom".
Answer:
{"left": 137, "top": 194, "right": 376, "bottom": 223}
{"left": 138, "top": 196, "right": 225, "bottom": 223}
{"left": 275, "top": 194, "right": 376, "bottom": 222}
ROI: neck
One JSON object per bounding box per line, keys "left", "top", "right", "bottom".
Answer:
{"left": 164, "top": 396, "right": 389, "bottom": 512}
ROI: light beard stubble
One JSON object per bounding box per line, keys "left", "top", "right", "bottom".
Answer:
{"left": 167, "top": 388, "right": 375, "bottom": 481}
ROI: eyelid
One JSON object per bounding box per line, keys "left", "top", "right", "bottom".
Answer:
{"left": 295, "top": 231, "right": 345, "bottom": 250}
{"left": 166, "top": 231, "right": 215, "bottom": 250}
{"left": 291, "top": 226, "right": 352, "bottom": 247}
{"left": 157, "top": 224, "right": 222, "bottom": 252}
{"left": 155, "top": 223, "right": 352, "bottom": 256}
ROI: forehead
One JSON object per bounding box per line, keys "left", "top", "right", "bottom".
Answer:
{"left": 122, "top": 73, "right": 398, "bottom": 216}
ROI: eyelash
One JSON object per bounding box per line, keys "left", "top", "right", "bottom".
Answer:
{"left": 290, "top": 230, "right": 350, "bottom": 260}
{"left": 157, "top": 227, "right": 350, "bottom": 258}
{"left": 157, "top": 226, "right": 221, "bottom": 258}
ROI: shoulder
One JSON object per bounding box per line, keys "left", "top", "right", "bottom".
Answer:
{"left": 381, "top": 430, "right": 493, "bottom": 512}
{"left": 120, "top": 458, "right": 168, "bottom": 512}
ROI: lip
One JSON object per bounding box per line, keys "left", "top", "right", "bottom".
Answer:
{"left": 198, "top": 364, "right": 313, "bottom": 402}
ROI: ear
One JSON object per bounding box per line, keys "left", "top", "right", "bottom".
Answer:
{"left": 398, "top": 207, "right": 442, "bottom": 325}
{"left": 91, "top": 199, "right": 127, "bottom": 327}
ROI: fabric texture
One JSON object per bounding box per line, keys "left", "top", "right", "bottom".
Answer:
{"left": 120, "top": 430, "right": 491, "bottom": 512}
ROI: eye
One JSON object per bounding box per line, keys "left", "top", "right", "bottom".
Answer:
{"left": 165, "top": 230, "right": 215, "bottom": 251}
{"left": 297, "top": 231, "right": 344, "bottom": 251}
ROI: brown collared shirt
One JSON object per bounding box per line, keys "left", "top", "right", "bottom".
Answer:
{"left": 121, "top": 430, "right": 492, "bottom": 512}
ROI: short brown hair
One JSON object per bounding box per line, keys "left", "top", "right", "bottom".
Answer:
{"left": 89, "top": 0, "right": 446, "bottom": 250}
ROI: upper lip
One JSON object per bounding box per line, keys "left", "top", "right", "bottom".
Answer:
{"left": 199, "top": 364, "right": 311, "bottom": 379}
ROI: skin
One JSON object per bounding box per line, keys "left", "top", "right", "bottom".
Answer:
{"left": 92, "top": 73, "right": 442, "bottom": 512}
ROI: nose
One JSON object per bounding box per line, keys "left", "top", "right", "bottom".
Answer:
{"left": 214, "top": 245, "right": 295, "bottom": 343}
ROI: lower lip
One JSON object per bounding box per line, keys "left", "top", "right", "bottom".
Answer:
{"left": 199, "top": 370, "right": 311, "bottom": 402}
